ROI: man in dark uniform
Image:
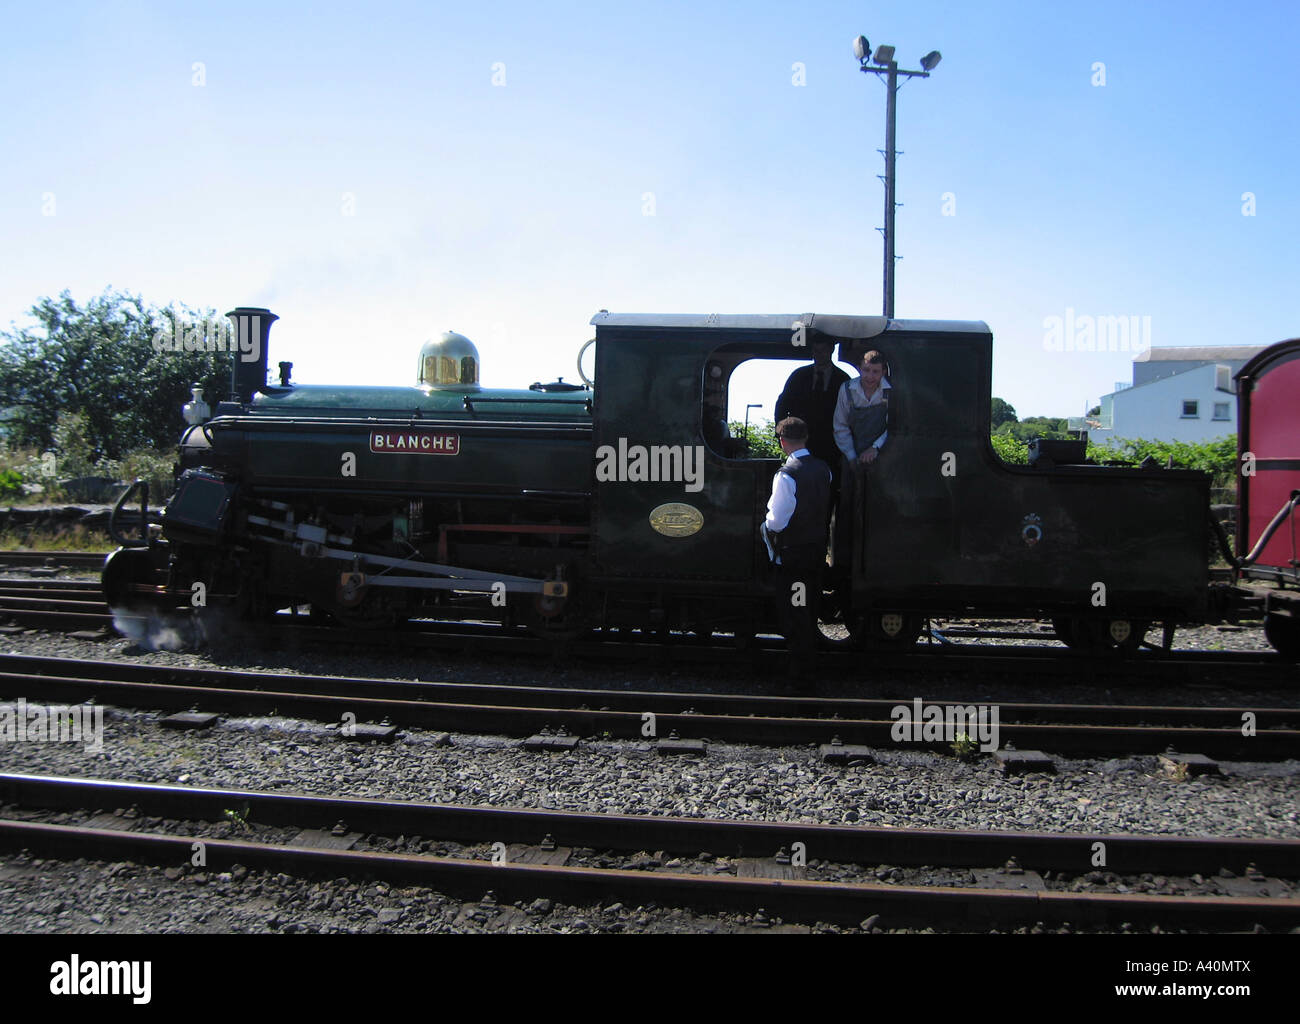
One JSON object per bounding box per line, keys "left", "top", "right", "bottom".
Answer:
{"left": 761, "top": 417, "right": 832, "bottom": 690}
{"left": 774, "top": 339, "right": 850, "bottom": 476}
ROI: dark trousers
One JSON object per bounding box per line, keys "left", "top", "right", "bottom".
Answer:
{"left": 774, "top": 543, "right": 824, "bottom": 675}
{"left": 823, "top": 457, "right": 841, "bottom": 530}
{"left": 832, "top": 457, "right": 866, "bottom": 574}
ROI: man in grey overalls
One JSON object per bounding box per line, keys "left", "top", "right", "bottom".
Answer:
{"left": 831, "top": 350, "right": 891, "bottom": 575}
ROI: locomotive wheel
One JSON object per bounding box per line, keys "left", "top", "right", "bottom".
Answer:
{"left": 1053, "top": 617, "right": 1147, "bottom": 654}
{"left": 1264, "top": 612, "right": 1300, "bottom": 661}
{"left": 817, "top": 581, "right": 869, "bottom": 647}
{"left": 330, "top": 582, "right": 398, "bottom": 628}
{"left": 522, "top": 592, "right": 590, "bottom": 641}
{"left": 817, "top": 590, "right": 859, "bottom": 647}
{"left": 817, "top": 616, "right": 861, "bottom": 648}
{"left": 1050, "top": 617, "right": 1076, "bottom": 646}
{"left": 332, "top": 604, "right": 398, "bottom": 629}
{"left": 102, "top": 546, "right": 165, "bottom": 611}
{"left": 523, "top": 616, "right": 589, "bottom": 641}
{"left": 818, "top": 603, "right": 921, "bottom": 650}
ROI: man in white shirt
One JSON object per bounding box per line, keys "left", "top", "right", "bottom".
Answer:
{"left": 763, "top": 417, "right": 832, "bottom": 690}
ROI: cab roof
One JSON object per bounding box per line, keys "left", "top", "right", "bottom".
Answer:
{"left": 589, "top": 312, "right": 990, "bottom": 337}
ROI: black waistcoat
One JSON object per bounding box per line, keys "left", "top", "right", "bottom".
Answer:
{"left": 777, "top": 453, "right": 831, "bottom": 548}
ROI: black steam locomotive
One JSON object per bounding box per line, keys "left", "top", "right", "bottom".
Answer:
{"left": 103, "top": 307, "right": 1300, "bottom": 657}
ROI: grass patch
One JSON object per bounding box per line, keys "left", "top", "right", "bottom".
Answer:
{"left": 0, "top": 524, "right": 107, "bottom": 552}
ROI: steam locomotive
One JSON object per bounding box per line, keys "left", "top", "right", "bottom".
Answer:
{"left": 103, "top": 307, "right": 1300, "bottom": 657}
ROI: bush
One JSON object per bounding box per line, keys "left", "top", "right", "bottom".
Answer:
{"left": 50, "top": 410, "right": 98, "bottom": 478}
{"left": 988, "top": 430, "right": 1237, "bottom": 489}
{"left": 113, "top": 448, "right": 176, "bottom": 500}
{"left": 1, "top": 428, "right": 175, "bottom": 503}
{"left": 989, "top": 433, "right": 1028, "bottom": 464}
{"left": 1091, "top": 436, "right": 1238, "bottom": 489}
{"left": 727, "top": 418, "right": 783, "bottom": 460}
{"left": 0, "top": 444, "right": 47, "bottom": 502}
{"left": 0, "top": 468, "right": 23, "bottom": 500}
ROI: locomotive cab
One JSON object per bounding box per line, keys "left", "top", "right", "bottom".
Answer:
{"left": 588, "top": 312, "right": 1211, "bottom": 648}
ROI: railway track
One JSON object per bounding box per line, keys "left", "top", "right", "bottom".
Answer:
{"left": 0, "top": 581, "right": 103, "bottom": 595}
{"left": 1, "top": 575, "right": 1295, "bottom": 687}
{"left": 0, "top": 550, "right": 106, "bottom": 570}
{"left": 1, "top": 773, "right": 1295, "bottom": 931}
{"left": 1, "top": 653, "right": 1296, "bottom": 757}
{"left": 0, "top": 579, "right": 113, "bottom": 631}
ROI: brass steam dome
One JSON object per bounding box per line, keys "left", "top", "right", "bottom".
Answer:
{"left": 417, "top": 331, "right": 481, "bottom": 389}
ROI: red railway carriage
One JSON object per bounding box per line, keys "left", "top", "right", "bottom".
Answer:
{"left": 1235, "top": 337, "right": 1300, "bottom": 655}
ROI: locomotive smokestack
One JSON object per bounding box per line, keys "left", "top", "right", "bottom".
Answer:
{"left": 226, "top": 307, "right": 279, "bottom": 403}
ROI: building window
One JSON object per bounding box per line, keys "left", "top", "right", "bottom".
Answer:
{"left": 1213, "top": 402, "right": 1230, "bottom": 421}
{"left": 1181, "top": 400, "right": 1199, "bottom": 418}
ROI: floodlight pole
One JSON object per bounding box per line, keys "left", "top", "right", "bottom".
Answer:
{"left": 883, "top": 60, "right": 899, "bottom": 319}
{"left": 860, "top": 56, "right": 933, "bottom": 319}
{"left": 744, "top": 403, "right": 762, "bottom": 447}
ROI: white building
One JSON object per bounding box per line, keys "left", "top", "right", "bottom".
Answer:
{"left": 1080, "top": 346, "right": 1265, "bottom": 443}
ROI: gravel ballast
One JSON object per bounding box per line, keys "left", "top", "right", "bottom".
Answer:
{"left": 0, "top": 619, "right": 1296, "bottom": 934}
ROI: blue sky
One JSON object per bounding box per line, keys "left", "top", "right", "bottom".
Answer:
{"left": 2, "top": 0, "right": 1296, "bottom": 422}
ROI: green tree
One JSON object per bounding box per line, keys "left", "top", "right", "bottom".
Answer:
{"left": 0, "top": 289, "right": 231, "bottom": 460}
{"left": 1022, "top": 415, "right": 1067, "bottom": 433}
{"left": 990, "top": 397, "right": 1017, "bottom": 430}
{"left": 994, "top": 416, "right": 1073, "bottom": 442}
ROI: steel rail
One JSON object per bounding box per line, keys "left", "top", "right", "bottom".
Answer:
{"left": 0, "top": 550, "right": 107, "bottom": 569}
{"left": 0, "top": 653, "right": 1294, "bottom": 731}
{"left": 263, "top": 618, "right": 1300, "bottom": 683}
{"left": 0, "top": 596, "right": 110, "bottom": 612}
{"left": 0, "top": 581, "right": 104, "bottom": 594}
{"left": 0, "top": 817, "right": 1294, "bottom": 930}
{"left": 0, "top": 608, "right": 114, "bottom": 630}
{"left": 4, "top": 772, "right": 1298, "bottom": 876}
{"left": 0, "top": 659, "right": 1295, "bottom": 757}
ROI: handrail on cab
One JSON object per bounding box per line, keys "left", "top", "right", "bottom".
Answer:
{"left": 110, "top": 478, "right": 151, "bottom": 548}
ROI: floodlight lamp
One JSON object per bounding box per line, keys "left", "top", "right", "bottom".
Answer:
{"left": 920, "top": 50, "right": 942, "bottom": 71}
{"left": 853, "top": 35, "right": 870, "bottom": 62}
{"left": 873, "top": 44, "right": 895, "bottom": 64}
